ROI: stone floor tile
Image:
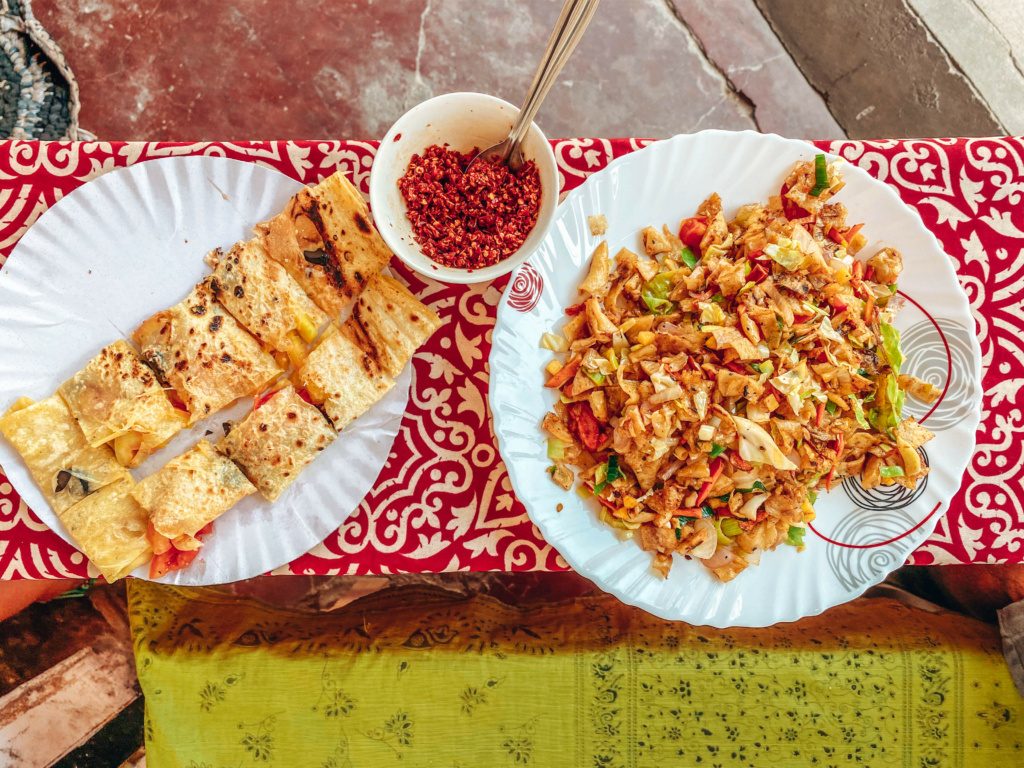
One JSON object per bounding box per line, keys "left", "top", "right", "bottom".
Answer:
{"left": 671, "top": 0, "right": 845, "bottom": 139}
{"left": 754, "top": 0, "right": 1002, "bottom": 139}
{"left": 909, "top": 0, "right": 1024, "bottom": 134}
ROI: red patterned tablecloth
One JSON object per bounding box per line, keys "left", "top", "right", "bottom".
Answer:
{"left": 0, "top": 138, "right": 1020, "bottom": 578}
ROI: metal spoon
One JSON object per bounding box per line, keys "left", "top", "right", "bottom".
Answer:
{"left": 466, "top": 0, "right": 601, "bottom": 173}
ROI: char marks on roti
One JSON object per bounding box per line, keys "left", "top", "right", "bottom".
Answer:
{"left": 219, "top": 385, "right": 337, "bottom": 502}
{"left": 342, "top": 273, "right": 443, "bottom": 378}
{"left": 132, "top": 281, "right": 281, "bottom": 423}
{"left": 253, "top": 172, "right": 393, "bottom": 319}
{"left": 298, "top": 327, "right": 395, "bottom": 431}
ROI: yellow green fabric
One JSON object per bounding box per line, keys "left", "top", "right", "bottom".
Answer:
{"left": 127, "top": 582, "right": 1024, "bottom": 767}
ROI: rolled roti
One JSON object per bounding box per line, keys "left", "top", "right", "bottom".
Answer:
{"left": 133, "top": 281, "right": 281, "bottom": 423}
{"left": 58, "top": 339, "right": 189, "bottom": 467}
{"left": 60, "top": 477, "right": 152, "bottom": 582}
{"left": 298, "top": 326, "right": 395, "bottom": 430}
{"left": 253, "top": 171, "right": 393, "bottom": 318}
{"left": 132, "top": 439, "right": 256, "bottom": 539}
{"left": 342, "top": 272, "right": 442, "bottom": 378}
{"left": 207, "top": 241, "right": 329, "bottom": 365}
{"left": 219, "top": 385, "right": 337, "bottom": 502}
{"left": 0, "top": 395, "right": 129, "bottom": 515}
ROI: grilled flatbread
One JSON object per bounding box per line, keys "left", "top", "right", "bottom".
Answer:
{"left": 133, "top": 281, "right": 281, "bottom": 423}
{"left": 298, "top": 326, "right": 395, "bottom": 430}
{"left": 207, "top": 241, "right": 329, "bottom": 366}
{"left": 131, "top": 439, "right": 256, "bottom": 539}
{"left": 342, "top": 272, "right": 442, "bottom": 378}
{"left": 0, "top": 395, "right": 129, "bottom": 515}
{"left": 60, "top": 477, "right": 152, "bottom": 582}
{"left": 219, "top": 385, "right": 337, "bottom": 501}
{"left": 253, "top": 171, "right": 393, "bottom": 318}
{"left": 58, "top": 339, "right": 189, "bottom": 467}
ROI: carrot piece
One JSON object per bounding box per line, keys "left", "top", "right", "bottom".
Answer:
{"left": 545, "top": 356, "right": 581, "bottom": 388}
{"left": 816, "top": 400, "right": 826, "bottom": 427}
{"left": 695, "top": 458, "right": 725, "bottom": 506}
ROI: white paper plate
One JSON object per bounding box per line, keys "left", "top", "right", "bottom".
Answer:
{"left": 490, "top": 131, "right": 982, "bottom": 627}
{"left": 0, "top": 156, "right": 410, "bottom": 585}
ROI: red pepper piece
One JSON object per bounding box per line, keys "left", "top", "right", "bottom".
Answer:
{"left": 565, "top": 302, "right": 585, "bottom": 316}
{"left": 678, "top": 216, "right": 708, "bottom": 251}
{"left": 297, "top": 388, "right": 314, "bottom": 405}
{"left": 748, "top": 264, "right": 769, "bottom": 284}
{"left": 816, "top": 401, "right": 827, "bottom": 427}
{"left": 254, "top": 389, "right": 279, "bottom": 410}
{"left": 566, "top": 401, "right": 604, "bottom": 451}
{"left": 780, "top": 183, "right": 812, "bottom": 220}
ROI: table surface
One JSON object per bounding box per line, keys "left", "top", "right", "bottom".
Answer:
{"left": 0, "top": 138, "right": 1019, "bottom": 579}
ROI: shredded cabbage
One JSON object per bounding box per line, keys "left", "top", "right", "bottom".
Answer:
{"left": 764, "top": 237, "right": 809, "bottom": 271}
{"left": 540, "top": 332, "right": 570, "bottom": 352}
{"left": 880, "top": 322, "right": 904, "bottom": 375}
{"left": 641, "top": 271, "right": 677, "bottom": 315}
{"left": 732, "top": 415, "right": 798, "bottom": 470}
{"left": 698, "top": 301, "right": 726, "bottom": 325}
{"left": 849, "top": 395, "right": 870, "bottom": 429}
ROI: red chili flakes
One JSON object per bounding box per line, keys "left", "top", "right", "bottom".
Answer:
{"left": 397, "top": 144, "right": 541, "bottom": 270}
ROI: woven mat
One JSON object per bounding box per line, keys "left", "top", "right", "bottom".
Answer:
{"left": 1, "top": 0, "right": 83, "bottom": 140}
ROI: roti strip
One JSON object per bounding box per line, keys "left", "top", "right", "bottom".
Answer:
{"left": 253, "top": 171, "right": 393, "bottom": 318}
{"left": 60, "top": 477, "right": 152, "bottom": 582}
{"left": 0, "top": 394, "right": 129, "bottom": 515}
{"left": 207, "top": 240, "right": 329, "bottom": 367}
{"left": 219, "top": 385, "right": 337, "bottom": 501}
{"left": 58, "top": 339, "right": 189, "bottom": 467}
{"left": 133, "top": 281, "right": 281, "bottom": 423}
{"left": 132, "top": 439, "right": 256, "bottom": 540}
{"left": 298, "top": 326, "right": 395, "bottom": 430}
{"left": 341, "top": 273, "right": 442, "bottom": 378}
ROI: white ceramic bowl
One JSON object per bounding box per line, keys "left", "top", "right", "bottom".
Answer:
{"left": 370, "top": 92, "right": 559, "bottom": 284}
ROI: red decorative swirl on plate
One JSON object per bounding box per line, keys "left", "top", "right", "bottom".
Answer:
{"left": 507, "top": 262, "right": 544, "bottom": 312}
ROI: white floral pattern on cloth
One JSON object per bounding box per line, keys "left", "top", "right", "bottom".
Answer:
{"left": 0, "top": 138, "right": 1020, "bottom": 578}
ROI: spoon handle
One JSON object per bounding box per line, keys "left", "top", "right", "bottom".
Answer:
{"left": 508, "top": 0, "right": 601, "bottom": 170}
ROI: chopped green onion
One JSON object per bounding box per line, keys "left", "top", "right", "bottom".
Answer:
{"left": 787, "top": 526, "right": 805, "bottom": 547}
{"left": 736, "top": 481, "right": 768, "bottom": 494}
{"left": 879, "top": 465, "right": 905, "bottom": 478}
{"left": 721, "top": 518, "right": 742, "bottom": 537}
{"left": 679, "top": 246, "right": 698, "bottom": 270}
{"left": 701, "top": 505, "right": 715, "bottom": 518}
{"left": 593, "top": 480, "right": 608, "bottom": 494}
{"left": 857, "top": 368, "right": 869, "bottom": 376}
{"left": 605, "top": 455, "right": 624, "bottom": 484}
{"left": 750, "top": 362, "right": 763, "bottom": 374}
{"left": 889, "top": 283, "right": 898, "bottom": 294}
{"left": 825, "top": 400, "right": 838, "bottom": 416}
{"left": 546, "top": 439, "right": 566, "bottom": 461}
{"left": 809, "top": 153, "right": 829, "bottom": 197}
{"left": 715, "top": 519, "right": 731, "bottom": 545}
{"left": 807, "top": 490, "right": 818, "bottom": 505}
{"left": 717, "top": 494, "right": 732, "bottom": 503}
{"left": 674, "top": 526, "right": 683, "bottom": 541}
{"left": 709, "top": 443, "right": 727, "bottom": 459}
{"left": 547, "top": 465, "right": 557, "bottom": 475}
{"left": 711, "top": 292, "right": 724, "bottom": 304}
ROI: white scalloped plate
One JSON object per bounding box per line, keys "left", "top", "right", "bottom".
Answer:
{"left": 490, "top": 131, "right": 982, "bottom": 627}
{"left": 0, "top": 156, "right": 410, "bottom": 585}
